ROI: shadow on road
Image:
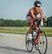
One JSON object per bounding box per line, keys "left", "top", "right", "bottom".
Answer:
{"left": 0, "top": 46, "right": 36, "bottom": 53}
{"left": 0, "top": 46, "right": 27, "bottom": 52}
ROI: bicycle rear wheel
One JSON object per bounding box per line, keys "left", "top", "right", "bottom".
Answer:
{"left": 38, "top": 31, "right": 48, "bottom": 54}
{"left": 25, "top": 32, "right": 34, "bottom": 52}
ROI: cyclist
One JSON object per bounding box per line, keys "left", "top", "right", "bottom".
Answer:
{"left": 26, "top": 1, "right": 45, "bottom": 34}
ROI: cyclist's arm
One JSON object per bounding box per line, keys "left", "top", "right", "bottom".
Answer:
{"left": 40, "top": 9, "right": 44, "bottom": 20}
{"left": 30, "top": 9, "right": 37, "bottom": 20}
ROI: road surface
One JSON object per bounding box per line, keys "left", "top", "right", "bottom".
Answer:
{"left": 0, "top": 33, "right": 52, "bottom": 54}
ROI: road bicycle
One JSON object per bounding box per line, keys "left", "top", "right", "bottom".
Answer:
{"left": 25, "top": 18, "right": 48, "bottom": 54}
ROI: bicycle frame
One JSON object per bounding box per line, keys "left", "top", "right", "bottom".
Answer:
{"left": 34, "top": 29, "right": 40, "bottom": 45}
{"left": 33, "top": 19, "right": 43, "bottom": 45}
{"left": 25, "top": 18, "right": 48, "bottom": 53}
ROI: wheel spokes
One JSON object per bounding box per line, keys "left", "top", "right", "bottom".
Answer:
{"left": 38, "top": 32, "right": 47, "bottom": 54}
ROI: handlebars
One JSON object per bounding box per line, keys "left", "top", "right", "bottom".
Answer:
{"left": 33, "top": 18, "right": 49, "bottom": 27}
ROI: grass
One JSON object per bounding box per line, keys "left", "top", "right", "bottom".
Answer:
{"left": 42, "top": 27, "right": 52, "bottom": 36}
{"left": 0, "top": 27, "right": 28, "bottom": 34}
{"left": 0, "top": 27, "right": 52, "bottom": 36}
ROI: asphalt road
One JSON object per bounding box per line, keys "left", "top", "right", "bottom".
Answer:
{"left": 0, "top": 33, "right": 52, "bottom": 54}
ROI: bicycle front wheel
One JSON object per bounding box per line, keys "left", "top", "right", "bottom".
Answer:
{"left": 38, "top": 31, "right": 48, "bottom": 54}
{"left": 25, "top": 32, "right": 34, "bottom": 52}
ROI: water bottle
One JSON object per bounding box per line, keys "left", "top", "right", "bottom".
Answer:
{"left": 41, "top": 19, "right": 43, "bottom": 26}
{"left": 33, "top": 30, "right": 37, "bottom": 39}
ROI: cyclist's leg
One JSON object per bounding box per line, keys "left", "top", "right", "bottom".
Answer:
{"left": 33, "top": 21, "right": 39, "bottom": 32}
{"left": 29, "top": 19, "right": 39, "bottom": 33}
{"left": 28, "top": 18, "right": 33, "bottom": 33}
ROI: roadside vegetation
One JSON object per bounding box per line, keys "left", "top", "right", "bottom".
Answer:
{"left": 0, "top": 16, "right": 52, "bottom": 36}
{"left": 0, "top": 27, "right": 52, "bottom": 36}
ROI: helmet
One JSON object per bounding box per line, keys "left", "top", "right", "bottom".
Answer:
{"left": 34, "top": 1, "right": 41, "bottom": 7}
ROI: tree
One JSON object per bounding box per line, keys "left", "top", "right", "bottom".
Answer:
{"left": 47, "top": 16, "right": 52, "bottom": 27}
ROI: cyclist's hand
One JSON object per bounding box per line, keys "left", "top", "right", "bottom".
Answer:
{"left": 34, "top": 18, "right": 38, "bottom": 20}
{"left": 43, "top": 17, "right": 47, "bottom": 21}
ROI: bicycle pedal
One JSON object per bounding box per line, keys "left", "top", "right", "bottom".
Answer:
{"left": 26, "top": 40, "right": 30, "bottom": 44}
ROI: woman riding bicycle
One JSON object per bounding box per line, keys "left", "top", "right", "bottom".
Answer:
{"left": 26, "top": 1, "right": 45, "bottom": 34}
{"left": 26, "top": 1, "right": 47, "bottom": 53}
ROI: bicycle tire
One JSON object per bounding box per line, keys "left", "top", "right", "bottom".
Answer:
{"left": 38, "top": 31, "right": 48, "bottom": 54}
{"left": 25, "top": 31, "right": 34, "bottom": 52}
